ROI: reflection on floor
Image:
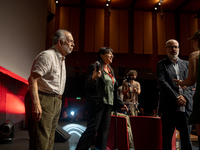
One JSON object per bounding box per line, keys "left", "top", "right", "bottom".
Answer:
{"left": 0, "top": 120, "right": 199, "bottom": 150}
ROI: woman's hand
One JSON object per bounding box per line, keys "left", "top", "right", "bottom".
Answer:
{"left": 173, "top": 79, "right": 187, "bottom": 89}
{"left": 92, "top": 68, "right": 102, "bottom": 80}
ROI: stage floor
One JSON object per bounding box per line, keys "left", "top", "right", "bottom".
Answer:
{"left": 0, "top": 120, "right": 199, "bottom": 150}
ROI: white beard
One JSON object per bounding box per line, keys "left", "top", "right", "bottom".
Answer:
{"left": 62, "top": 45, "right": 72, "bottom": 54}
{"left": 167, "top": 51, "right": 179, "bottom": 61}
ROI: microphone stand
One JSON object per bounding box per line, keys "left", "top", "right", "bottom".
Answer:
{"left": 114, "top": 109, "right": 118, "bottom": 150}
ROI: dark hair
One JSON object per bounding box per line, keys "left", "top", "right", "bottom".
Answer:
{"left": 97, "top": 47, "right": 113, "bottom": 73}
{"left": 127, "top": 70, "right": 138, "bottom": 77}
{"left": 197, "top": 39, "right": 200, "bottom": 49}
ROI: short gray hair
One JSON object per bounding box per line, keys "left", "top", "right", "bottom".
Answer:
{"left": 52, "top": 29, "right": 71, "bottom": 45}
{"left": 165, "top": 39, "right": 179, "bottom": 46}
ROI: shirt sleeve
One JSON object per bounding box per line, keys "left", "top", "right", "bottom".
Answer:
{"left": 31, "top": 52, "right": 52, "bottom": 77}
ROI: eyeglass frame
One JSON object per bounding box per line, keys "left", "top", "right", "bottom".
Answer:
{"left": 166, "top": 46, "right": 180, "bottom": 49}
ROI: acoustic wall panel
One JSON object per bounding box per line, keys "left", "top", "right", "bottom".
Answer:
{"left": 133, "top": 11, "right": 144, "bottom": 54}
{"left": 134, "top": 11, "right": 153, "bottom": 54}
{"left": 134, "top": 11, "right": 143, "bottom": 54}
{"left": 166, "top": 13, "right": 175, "bottom": 40}
{"left": 94, "top": 9, "right": 104, "bottom": 52}
{"left": 60, "top": 7, "right": 70, "bottom": 30}
{"left": 157, "top": 12, "right": 175, "bottom": 55}
{"left": 110, "top": 10, "right": 119, "bottom": 53}
{"left": 84, "top": 8, "right": 95, "bottom": 52}
{"left": 180, "top": 14, "right": 190, "bottom": 56}
{"left": 84, "top": 8, "right": 104, "bottom": 52}
{"left": 119, "top": 10, "right": 129, "bottom": 53}
{"left": 180, "top": 14, "right": 198, "bottom": 55}
{"left": 143, "top": 12, "right": 153, "bottom": 54}
{"left": 157, "top": 12, "right": 167, "bottom": 55}
{"left": 59, "top": 7, "right": 80, "bottom": 52}
{"left": 69, "top": 8, "right": 80, "bottom": 52}
{"left": 110, "top": 10, "right": 129, "bottom": 53}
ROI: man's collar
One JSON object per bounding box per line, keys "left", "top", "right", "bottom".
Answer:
{"left": 168, "top": 57, "right": 179, "bottom": 64}
{"left": 52, "top": 46, "right": 65, "bottom": 61}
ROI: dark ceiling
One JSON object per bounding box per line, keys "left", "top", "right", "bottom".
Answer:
{"left": 58, "top": 0, "right": 200, "bottom": 14}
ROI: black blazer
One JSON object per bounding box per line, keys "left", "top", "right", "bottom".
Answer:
{"left": 156, "top": 57, "right": 195, "bottom": 116}
{"left": 85, "top": 63, "right": 124, "bottom": 112}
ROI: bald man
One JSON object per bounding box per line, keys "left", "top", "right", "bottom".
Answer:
{"left": 156, "top": 39, "right": 195, "bottom": 150}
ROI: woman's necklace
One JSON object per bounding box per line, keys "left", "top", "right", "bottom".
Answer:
{"left": 104, "top": 66, "right": 114, "bottom": 84}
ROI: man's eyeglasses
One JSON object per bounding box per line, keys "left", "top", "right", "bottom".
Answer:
{"left": 67, "top": 39, "right": 74, "bottom": 43}
{"left": 166, "top": 46, "right": 179, "bottom": 49}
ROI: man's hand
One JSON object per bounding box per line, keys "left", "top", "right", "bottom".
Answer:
{"left": 133, "top": 88, "right": 137, "bottom": 93}
{"left": 32, "top": 102, "right": 42, "bottom": 122}
{"left": 121, "top": 105, "right": 128, "bottom": 112}
{"left": 177, "top": 95, "right": 187, "bottom": 106}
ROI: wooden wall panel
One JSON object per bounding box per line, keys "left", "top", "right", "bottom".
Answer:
{"left": 180, "top": 14, "right": 198, "bottom": 55}
{"left": 59, "top": 7, "right": 70, "bottom": 30}
{"left": 143, "top": 12, "right": 153, "bottom": 54}
{"left": 166, "top": 13, "right": 175, "bottom": 40}
{"left": 119, "top": 10, "right": 128, "bottom": 53}
{"left": 134, "top": 11, "right": 153, "bottom": 54}
{"left": 180, "top": 14, "right": 190, "bottom": 56}
{"left": 110, "top": 10, "right": 119, "bottom": 53}
{"left": 134, "top": 11, "right": 143, "bottom": 54}
{"left": 84, "top": 8, "right": 95, "bottom": 52}
{"left": 94, "top": 9, "right": 104, "bottom": 52}
{"left": 59, "top": 7, "right": 80, "bottom": 52}
{"left": 69, "top": 8, "right": 80, "bottom": 52}
{"left": 157, "top": 12, "right": 175, "bottom": 55}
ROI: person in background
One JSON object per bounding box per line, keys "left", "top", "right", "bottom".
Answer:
{"left": 156, "top": 39, "right": 195, "bottom": 150}
{"left": 24, "top": 29, "right": 74, "bottom": 150}
{"left": 75, "top": 47, "right": 128, "bottom": 150}
{"left": 173, "top": 30, "right": 200, "bottom": 149}
{"left": 122, "top": 70, "right": 141, "bottom": 116}
{"left": 117, "top": 79, "right": 125, "bottom": 101}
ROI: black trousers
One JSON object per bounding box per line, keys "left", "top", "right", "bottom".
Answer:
{"left": 76, "top": 104, "right": 112, "bottom": 150}
{"left": 161, "top": 111, "right": 192, "bottom": 150}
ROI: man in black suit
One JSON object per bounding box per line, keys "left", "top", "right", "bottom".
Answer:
{"left": 156, "top": 39, "right": 195, "bottom": 150}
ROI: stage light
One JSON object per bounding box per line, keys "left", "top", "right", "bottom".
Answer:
{"left": 70, "top": 111, "right": 75, "bottom": 116}
{"left": 154, "top": 0, "right": 164, "bottom": 11}
{"left": 0, "top": 120, "right": 14, "bottom": 144}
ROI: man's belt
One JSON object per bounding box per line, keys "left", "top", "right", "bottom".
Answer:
{"left": 38, "top": 91, "right": 62, "bottom": 99}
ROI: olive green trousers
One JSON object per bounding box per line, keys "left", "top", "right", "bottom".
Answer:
{"left": 25, "top": 92, "right": 62, "bottom": 150}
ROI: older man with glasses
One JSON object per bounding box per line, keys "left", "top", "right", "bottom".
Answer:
{"left": 25, "top": 29, "right": 75, "bottom": 150}
{"left": 156, "top": 39, "right": 195, "bottom": 150}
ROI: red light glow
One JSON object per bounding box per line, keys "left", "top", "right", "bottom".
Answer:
{"left": 4, "top": 93, "right": 25, "bottom": 114}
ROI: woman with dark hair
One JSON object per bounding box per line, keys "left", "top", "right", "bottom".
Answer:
{"left": 174, "top": 30, "right": 200, "bottom": 135}
{"left": 76, "top": 47, "right": 128, "bottom": 150}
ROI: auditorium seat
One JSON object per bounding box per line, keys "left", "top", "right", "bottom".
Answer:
{"left": 130, "top": 116, "right": 176, "bottom": 150}
{"left": 107, "top": 115, "right": 129, "bottom": 150}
